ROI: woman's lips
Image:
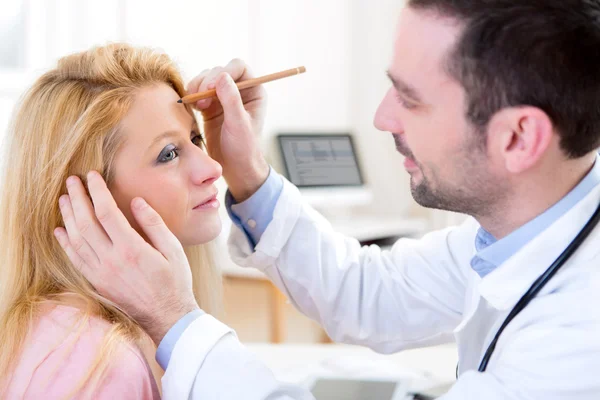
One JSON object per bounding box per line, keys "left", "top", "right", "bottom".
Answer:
{"left": 193, "top": 194, "right": 219, "bottom": 210}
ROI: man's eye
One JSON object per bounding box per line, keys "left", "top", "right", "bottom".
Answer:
{"left": 396, "top": 94, "right": 417, "bottom": 110}
{"left": 157, "top": 146, "right": 179, "bottom": 163}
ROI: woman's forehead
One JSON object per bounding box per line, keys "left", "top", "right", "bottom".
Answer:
{"left": 120, "top": 84, "right": 194, "bottom": 139}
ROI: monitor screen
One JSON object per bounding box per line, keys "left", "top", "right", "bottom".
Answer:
{"left": 278, "top": 134, "right": 363, "bottom": 187}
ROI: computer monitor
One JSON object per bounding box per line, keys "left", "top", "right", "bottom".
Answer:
{"left": 277, "top": 133, "right": 373, "bottom": 208}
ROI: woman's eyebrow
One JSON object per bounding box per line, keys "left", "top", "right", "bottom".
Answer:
{"left": 147, "top": 131, "right": 180, "bottom": 152}
{"left": 147, "top": 121, "right": 198, "bottom": 151}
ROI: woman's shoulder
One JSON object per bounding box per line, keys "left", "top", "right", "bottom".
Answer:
{"left": 5, "top": 304, "right": 160, "bottom": 399}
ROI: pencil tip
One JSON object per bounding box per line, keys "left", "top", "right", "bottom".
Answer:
{"left": 177, "top": 99, "right": 183, "bottom": 103}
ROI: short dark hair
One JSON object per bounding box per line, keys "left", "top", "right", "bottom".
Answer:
{"left": 408, "top": 0, "right": 600, "bottom": 158}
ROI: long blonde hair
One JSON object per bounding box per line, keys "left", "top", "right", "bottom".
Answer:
{"left": 0, "top": 43, "right": 222, "bottom": 394}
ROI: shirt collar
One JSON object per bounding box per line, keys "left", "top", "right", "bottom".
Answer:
{"left": 471, "top": 155, "right": 600, "bottom": 277}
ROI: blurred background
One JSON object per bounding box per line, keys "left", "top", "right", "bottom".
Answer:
{"left": 0, "top": 0, "right": 466, "bottom": 344}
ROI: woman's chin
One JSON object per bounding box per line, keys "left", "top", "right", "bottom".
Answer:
{"left": 178, "top": 221, "right": 223, "bottom": 247}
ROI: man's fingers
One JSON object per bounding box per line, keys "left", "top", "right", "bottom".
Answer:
{"left": 130, "top": 197, "right": 183, "bottom": 261}
{"left": 187, "top": 69, "right": 214, "bottom": 110}
{"left": 215, "top": 72, "right": 252, "bottom": 132}
{"left": 186, "top": 68, "right": 210, "bottom": 94}
{"left": 193, "top": 66, "right": 224, "bottom": 110}
{"left": 188, "top": 60, "right": 263, "bottom": 112}
{"left": 53, "top": 227, "right": 97, "bottom": 280}
{"left": 222, "top": 59, "right": 265, "bottom": 104}
{"left": 58, "top": 194, "right": 101, "bottom": 267}
{"left": 224, "top": 58, "right": 252, "bottom": 81}
{"left": 86, "top": 171, "right": 139, "bottom": 245}
{"left": 66, "top": 175, "right": 113, "bottom": 252}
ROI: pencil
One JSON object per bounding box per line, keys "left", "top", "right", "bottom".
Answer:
{"left": 177, "top": 66, "right": 306, "bottom": 104}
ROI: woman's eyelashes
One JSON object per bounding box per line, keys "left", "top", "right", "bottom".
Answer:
{"left": 156, "top": 132, "right": 205, "bottom": 164}
{"left": 157, "top": 144, "right": 179, "bottom": 164}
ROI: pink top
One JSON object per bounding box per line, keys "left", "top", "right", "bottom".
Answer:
{"left": 3, "top": 305, "right": 160, "bottom": 399}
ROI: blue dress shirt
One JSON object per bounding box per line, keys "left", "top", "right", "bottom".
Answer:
{"left": 225, "top": 167, "right": 284, "bottom": 249}
{"left": 156, "top": 157, "right": 600, "bottom": 369}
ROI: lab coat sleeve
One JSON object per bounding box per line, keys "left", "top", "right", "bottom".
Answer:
{"left": 228, "top": 177, "right": 477, "bottom": 353}
{"left": 161, "top": 313, "right": 314, "bottom": 400}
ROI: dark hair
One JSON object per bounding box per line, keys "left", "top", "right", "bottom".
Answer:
{"left": 408, "top": 0, "right": 600, "bottom": 158}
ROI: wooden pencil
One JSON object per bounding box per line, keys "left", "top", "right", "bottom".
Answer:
{"left": 178, "top": 66, "right": 306, "bottom": 104}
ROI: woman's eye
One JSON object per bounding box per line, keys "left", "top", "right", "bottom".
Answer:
{"left": 157, "top": 146, "right": 179, "bottom": 163}
{"left": 163, "top": 150, "right": 177, "bottom": 161}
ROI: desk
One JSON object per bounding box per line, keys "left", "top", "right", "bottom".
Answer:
{"left": 223, "top": 273, "right": 288, "bottom": 343}
{"left": 246, "top": 343, "right": 458, "bottom": 395}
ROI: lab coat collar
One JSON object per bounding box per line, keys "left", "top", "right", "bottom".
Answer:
{"left": 478, "top": 182, "right": 600, "bottom": 311}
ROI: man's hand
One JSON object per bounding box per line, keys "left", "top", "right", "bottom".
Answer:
{"left": 53, "top": 171, "right": 198, "bottom": 345}
{"left": 187, "top": 58, "right": 270, "bottom": 202}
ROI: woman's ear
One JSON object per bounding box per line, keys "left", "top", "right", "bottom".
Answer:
{"left": 487, "top": 106, "right": 554, "bottom": 174}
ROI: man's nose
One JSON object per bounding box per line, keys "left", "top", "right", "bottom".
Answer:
{"left": 374, "top": 88, "right": 404, "bottom": 134}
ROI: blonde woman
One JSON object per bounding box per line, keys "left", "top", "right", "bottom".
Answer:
{"left": 0, "top": 43, "right": 224, "bottom": 399}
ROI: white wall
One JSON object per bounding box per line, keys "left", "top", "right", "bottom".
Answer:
{"left": 123, "top": 1, "right": 251, "bottom": 79}
{"left": 349, "top": 0, "right": 414, "bottom": 218}
{"left": 0, "top": 0, "right": 124, "bottom": 147}
{"left": 249, "top": 0, "right": 352, "bottom": 134}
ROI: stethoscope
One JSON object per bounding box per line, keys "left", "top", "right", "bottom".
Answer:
{"left": 453, "top": 199, "right": 600, "bottom": 377}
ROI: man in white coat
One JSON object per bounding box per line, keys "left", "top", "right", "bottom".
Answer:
{"left": 56, "top": 0, "right": 600, "bottom": 399}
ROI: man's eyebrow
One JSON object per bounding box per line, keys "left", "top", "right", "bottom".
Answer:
{"left": 386, "top": 71, "right": 423, "bottom": 102}
{"left": 146, "top": 121, "right": 199, "bottom": 151}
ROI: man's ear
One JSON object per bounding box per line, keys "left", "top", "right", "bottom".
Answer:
{"left": 486, "top": 106, "right": 554, "bottom": 174}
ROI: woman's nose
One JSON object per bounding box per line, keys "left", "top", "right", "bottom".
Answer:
{"left": 190, "top": 148, "right": 222, "bottom": 185}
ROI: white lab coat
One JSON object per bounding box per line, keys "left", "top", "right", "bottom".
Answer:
{"left": 162, "top": 177, "right": 600, "bottom": 399}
